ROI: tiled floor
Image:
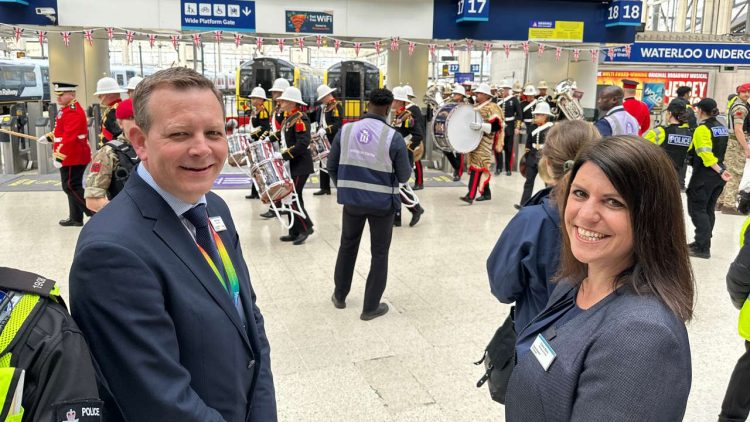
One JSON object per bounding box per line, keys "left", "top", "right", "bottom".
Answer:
{"left": 0, "top": 169, "right": 746, "bottom": 421}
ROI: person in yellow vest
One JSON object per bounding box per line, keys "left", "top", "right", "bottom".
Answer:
{"left": 720, "top": 216, "right": 750, "bottom": 421}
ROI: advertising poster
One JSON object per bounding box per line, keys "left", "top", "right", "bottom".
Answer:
{"left": 597, "top": 70, "right": 709, "bottom": 106}
{"left": 285, "top": 10, "right": 333, "bottom": 34}
{"left": 642, "top": 83, "right": 665, "bottom": 111}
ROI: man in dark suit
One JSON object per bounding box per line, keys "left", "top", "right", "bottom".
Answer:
{"left": 69, "top": 67, "right": 277, "bottom": 421}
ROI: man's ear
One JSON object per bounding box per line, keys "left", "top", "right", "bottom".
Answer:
{"left": 129, "top": 125, "right": 147, "bottom": 161}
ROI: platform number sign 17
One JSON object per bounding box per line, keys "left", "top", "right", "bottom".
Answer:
{"left": 605, "top": 0, "right": 643, "bottom": 27}
{"left": 456, "top": 0, "right": 490, "bottom": 23}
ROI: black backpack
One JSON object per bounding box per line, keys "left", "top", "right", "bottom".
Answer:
{"left": 106, "top": 140, "right": 140, "bottom": 199}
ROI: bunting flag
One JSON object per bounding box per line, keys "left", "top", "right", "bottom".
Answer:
{"left": 408, "top": 41, "right": 416, "bottom": 56}
{"left": 316, "top": 35, "right": 322, "bottom": 48}
{"left": 106, "top": 27, "right": 114, "bottom": 41}
{"left": 171, "top": 35, "right": 180, "bottom": 50}
{"left": 36, "top": 31, "right": 46, "bottom": 46}
{"left": 573, "top": 48, "right": 580, "bottom": 62}
{"left": 484, "top": 42, "right": 492, "bottom": 56}
{"left": 126, "top": 31, "right": 135, "bottom": 45}
{"left": 465, "top": 39, "right": 473, "bottom": 52}
{"left": 83, "top": 30, "right": 94, "bottom": 47}
{"left": 390, "top": 36, "right": 400, "bottom": 51}
{"left": 555, "top": 47, "right": 562, "bottom": 62}
{"left": 255, "top": 36, "right": 263, "bottom": 50}
{"left": 625, "top": 44, "right": 632, "bottom": 58}
{"left": 277, "top": 38, "right": 285, "bottom": 52}
{"left": 192, "top": 33, "right": 201, "bottom": 47}
{"left": 354, "top": 42, "right": 361, "bottom": 57}
{"left": 503, "top": 42, "right": 511, "bottom": 58}
{"left": 522, "top": 41, "right": 529, "bottom": 57}
{"left": 60, "top": 31, "right": 71, "bottom": 47}
{"left": 296, "top": 37, "right": 304, "bottom": 50}
{"left": 607, "top": 47, "right": 615, "bottom": 61}
{"left": 234, "top": 33, "right": 242, "bottom": 48}
{"left": 590, "top": 48, "right": 599, "bottom": 62}
{"left": 428, "top": 43, "right": 437, "bottom": 58}
{"left": 537, "top": 43, "right": 545, "bottom": 57}
{"left": 334, "top": 39, "right": 341, "bottom": 54}
{"left": 13, "top": 27, "right": 23, "bottom": 43}
{"left": 148, "top": 34, "right": 157, "bottom": 48}
{"left": 374, "top": 40, "right": 381, "bottom": 54}
{"left": 448, "top": 42, "right": 455, "bottom": 57}
{"left": 214, "top": 31, "right": 223, "bottom": 43}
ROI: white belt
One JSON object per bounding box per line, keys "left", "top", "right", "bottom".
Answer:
{"left": 532, "top": 143, "right": 544, "bottom": 150}
{"left": 523, "top": 119, "right": 532, "bottom": 123}
{"left": 505, "top": 117, "right": 515, "bottom": 122}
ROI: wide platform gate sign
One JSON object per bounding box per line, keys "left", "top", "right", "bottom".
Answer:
{"left": 181, "top": 0, "right": 256, "bottom": 32}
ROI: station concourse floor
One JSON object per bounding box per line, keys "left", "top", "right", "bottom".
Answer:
{"left": 0, "top": 168, "right": 745, "bottom": 422}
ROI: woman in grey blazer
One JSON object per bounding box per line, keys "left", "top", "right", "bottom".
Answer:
{"left": 506, "top": 136, "right": 694, "bottom": 422}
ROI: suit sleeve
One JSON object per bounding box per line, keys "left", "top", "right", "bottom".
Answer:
{"left": 569, "top": 320, "right": 690, "bottom": 421}
{"left": 327, "top": 130, "right": 342, "bottom": 185}
{"left": 486, "top": 211, "right": 540, "bottom": 304}
{"left": 70, "top": 242, "right": 224, "bottom": 421}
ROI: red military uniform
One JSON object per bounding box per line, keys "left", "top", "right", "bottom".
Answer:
{"left": 623, "top": 97, "right": 651, "bottom": 136}
{"left": 50, "top": 99, "right": 91, "bottom": 166}
{"left": 99, "top": 98, "right": 122, "bottom": 145}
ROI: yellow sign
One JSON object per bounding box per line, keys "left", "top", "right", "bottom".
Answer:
{"left": 528, "top": 21, "right": 584, "bottom": 43}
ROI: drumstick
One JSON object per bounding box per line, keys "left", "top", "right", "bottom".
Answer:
{"left": 0, "top": 128, "right": 41, "bottom": 141}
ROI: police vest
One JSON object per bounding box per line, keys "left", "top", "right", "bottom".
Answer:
{"left": 739, "top": 218, "right": 750, "bottom": 341}
{"left": 335, "top": 118, "right": 399, "bottom": 210}
{"left": 653, "top": 124, "right": 692, "bottom": 171}
{"left": 106, "top": 140, "right": 140, "bottom": 199}
{"left": 693, "top": 118, "right": 730, "bottom": 173}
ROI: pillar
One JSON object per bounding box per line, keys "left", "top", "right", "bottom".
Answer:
{"left": 490, "top": 49, "right": 527, "bottom": 86}
{"left": 675, "top": 0, "right": 688, "bottom": 32}
{"left": 48, "top": 32, "right": 110, "bottom": 111}
{"left": 386, "top": 44, "right": 429, "bottom": 107}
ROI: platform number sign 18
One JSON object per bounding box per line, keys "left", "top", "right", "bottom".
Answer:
{"left": 456, "top": 0, "right": 490, "bottom": 23}
{"left": 605, "top": 0, "right": 643, "bottom": 27}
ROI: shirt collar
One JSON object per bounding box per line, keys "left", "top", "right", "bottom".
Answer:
{"left": 136, "top": 163, "right": 206, "bottom": 217}
{"left": 362, "top": 113, "right": 387, "bottom": 123}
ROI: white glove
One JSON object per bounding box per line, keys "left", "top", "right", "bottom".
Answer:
{"left": 53, "top": 160, "right": 62, "bottom": 169}
{"left": 273, "top": 152, "right": 284, "bottom": 160}
{"left": 481, "top": 123, "right": 492, "bottom": 134}
{"left": 317, "top": 128, "right": 327, "bottom": 139}
{"left": 469, "top": 122, "right": 482, "bottom": 131}
{"left": 36, "top": 135, "right": 50, "bottom": 145}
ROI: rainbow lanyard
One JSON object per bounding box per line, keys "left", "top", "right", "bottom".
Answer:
{"left": 196, "top": 225, "right": 241, "bottom": 310}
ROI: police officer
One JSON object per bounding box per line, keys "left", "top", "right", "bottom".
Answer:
{"left": 260, "top": 78, "right": 291, "bottom": 218}
{"left": 673, "top": 86, "right": 698, "bottom": 130}
{"left": 594, "top": 86, "right": 639, "bottom": 136}
{"left": 643, "top": 101, "right": 692, "bottom": 173}
{"left": 391, "top": 87, "right": 425, "bottom": 226}
{"left": 275, "top": 86, "right": 315, "bottom": 245}
{"left": 94, "top": 77, "right": 126, "bottom": 147}
{"left": 717, "top": 83, "right": 750, "bottom": 214}
{"left": 84, "top": 98, "right": 139, "bottom": 212}
{"left": 444, "top": 84, "right": 468, "bottom": 181}
{"left": 517, "top": 102, "right": 554, "bottom": 209}
{"left": 38, "top": 82, "right": 92, "bottom": 226}
{"left": 687, "top": 98, "right": 733, "bottom": 259}
{"left": 245, "top": 86, "right": 271, "bottom": 200}
{"left": 310, "top": 84, "right": 343, "bottom": 196}
{"left": 496, "top": 79, "right": 523, "bottom": 176}
{"left": 621, "top": 79, "right": 651, "bottom": 135}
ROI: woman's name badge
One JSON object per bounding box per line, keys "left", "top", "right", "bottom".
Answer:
{"left": 209, "top": 216, "right": 227, "bottom": 232}
{"left": 531, "top": 334, "right": 557, "bottom": 371}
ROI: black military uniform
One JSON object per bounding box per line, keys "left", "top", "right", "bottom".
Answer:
{"left": 497, "top": 94, "right": 523, "bottom": 175}
{"left": 99, "top": 99, "right": 122, "bottom": 147}
{"left": 521, "top": 98, "right": 535, "bottom": 133}
{"left": 520, "top": 122, "right": 553, "bottom": 206}
{"left": 246, "top": 105, "right": 272, "bottom": 199}
{"left": 309, "top": 100, "right": 344, "bottom": 195}
{"left": 392, "top": 106, "right": 426, "bottom": 226}
{"left": 278, "top": 110, "right": 314, "bottom": 244}
{"left": 406, "top": 103, "right": 426, "bottom": 190}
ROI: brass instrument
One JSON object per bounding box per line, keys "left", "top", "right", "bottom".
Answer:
{"left": 553, "top": 79, "right": 585, "bottom": 121}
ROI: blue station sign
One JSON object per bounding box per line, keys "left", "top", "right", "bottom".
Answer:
{"left": 0, "top": 0, "right": 59, "bottom": 26}
{"left": 181, "top": 0, "right": 256, "bottom": 32}
{"left": 605, "top": 1, "right": 643, "bottom": 28}
{"left": 456, "top": 0, "right": 489, "bottom": 23}
{"left": 610, "top": 42, "right": 750, "bottom": 65}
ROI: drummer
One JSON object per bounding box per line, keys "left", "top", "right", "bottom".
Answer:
{"left": 461, "top": 83, "right": 504, "bottom": 204}
{"left": 391, "top": 86, "right": 425, "bottom": 227}
{"left": 443, "top": 84, "right": 468, "bottom": 181}
{"left": 310, "top": 84, "right": 343, "bottom": 196}
{"left": 405, "top": 87, "right": 426, "bottom": 191}
{"left": 275, "top": 86, "right": 315, "bottom": 245}
{"left": 260, "top": 78, "right": 291, "bottom": 218}
{"left": 516, "top": 102, "right": 554, "bottom": 209}
{"left": 245, "top": 86, "right": 271, "bottom": 199}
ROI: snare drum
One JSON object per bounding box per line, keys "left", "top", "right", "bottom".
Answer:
{"left": 251, "top": 159, "right": 294, "bottom": 203}
{"left": 227, "top": 134, "right": 250, "bottom": 167}
{"left": 247, "top": 140, "right": 276, "bottom": 167}
{"left": 310, "top": 133, "right": 331, "bottom": 162}
{"left": 431, "top": 103, "right": 482, "bottom": 154}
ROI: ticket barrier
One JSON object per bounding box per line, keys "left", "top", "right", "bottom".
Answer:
{"left": 0, "top": 104, "right": 32, "bottom": 175}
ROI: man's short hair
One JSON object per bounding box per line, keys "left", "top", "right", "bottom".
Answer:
{"left": 132, "top": 67, "right": 224, "bottom": 134}
{"left": 369, "top": 88, "right": 394, "bottom": 106}
{"left": 676, "top": 86, "right": 692, "bottom": 97}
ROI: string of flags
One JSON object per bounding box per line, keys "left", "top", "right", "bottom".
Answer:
{"left": 0, "top": 24, "right": 634, "bottom": 61}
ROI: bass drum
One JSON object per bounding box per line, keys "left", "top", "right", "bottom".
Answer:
{"left": 432, "top": 103, "right": 482, "bottom": 154}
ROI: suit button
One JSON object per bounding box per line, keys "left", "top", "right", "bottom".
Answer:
{"left": 247, "top": 359, "right": 256, "bottom": 369}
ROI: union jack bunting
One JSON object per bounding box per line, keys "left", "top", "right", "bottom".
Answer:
{"left": 61, "top": 31, "right": 71, "bottom": 47}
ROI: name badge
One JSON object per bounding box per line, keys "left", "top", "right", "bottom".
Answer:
{"left": 209, "top": 216, "right": 227, "bottom": 232}
{"left": 531, "top": 334, "right": 557, "bottom": 371}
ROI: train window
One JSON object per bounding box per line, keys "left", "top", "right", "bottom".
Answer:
{"left": 41, "top": 68, "right": 49, "bottom": 84}
{"left": 22, "top": 70, "right": 36, "bottom": 87}
{"left": 239, "top": 69, "right": 254, "bottom": 95}
{"left": 115, "top": 74, "right": 125, "bottom": 86}
{"left": 126, "top": 70, "right": 135, "bottom": 79}
{"left": 278, "top": 69, "right": 293, "bottom": 83}
{"left": 2, "top": 69, "right": 22, "bottom": 87}
{"left": 345, "top": 72, "right": 361, "bottom": 98}
{"left": 365, "top": 72, "right": 380, "bottom": 97}
{"left": 254, "top": 68, "right": 273, "bottom": 92}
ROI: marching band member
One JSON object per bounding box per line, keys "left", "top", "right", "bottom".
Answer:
{"left": 260, "top": 78, "right": 291, "bottom": 218}
{"left": 496, "top": 79, "right": 523, "bottom": 176}
{"left": 444, "top": 84, "right": 468, "bottom": 181}
{"left": 521, "top": 84, "right": 538, "bottom": 134}
{"left": 245, "top": 86, "right": 271, "bottom": 199}
{"left": 94, "top": 77, "right": 126, "bottom": 147}
{"left": 274, "top": 87, "right": 315, "bottom": 245}
{"left": 391, "top": 87, "right": 425, "bottom": 227}
{"left": 406, "top": 90, "right": 426, "bottom": 191}
{"left": 516, "top": 102, "right": 554, "bottom": 209}
{"left": 310, "top": 84, "right": 344, "bottom": 196}
{"left": 622, "top": 79, "right": 652, "bottom": 135}
{"left": 536, "top": 81, "right": 553, "bottom": 106}
{"left": 461, "top": 83, "right": 504, "bottom": 204}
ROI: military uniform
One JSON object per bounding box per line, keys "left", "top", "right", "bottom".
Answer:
{"left": 719, "top": 98, "right": 750, "bottom": 210}
{"left": 407, "top": 103, "right": 426, "bottom": 189}
{"left": 99, "top": 98, "right": 122, "bottom": 147}
{"left": 520, "top": 122, "right": 553, "bottom": 205}
{"left": 464, "top": 99, "right": 503, "bottom": 202}
{"left": 309, "top": 100, "right": 343, "bottom": 193}
{"left": 497, "top": 94, "right": 523, "bottom": 175}
{"left": 277, "top": 109, "right": 314, "bottom": 239}
{"left": 84, "top": 136, "right": 139, "bottom": 201}
{"left": 444, "top": 98, "right": 466, "bottom": 180}
{"left": 43, "top": 98, "right": 92, "bottom": 225}
{"left": 392, "top": 105, "right": 426, "bottom": 224}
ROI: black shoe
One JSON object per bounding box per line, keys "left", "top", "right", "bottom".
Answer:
{"left": 688, "top": 248, "right": 711, "bottom": 259}
{"left": 506, "top": 171, "right": 511, "bottom": 176}
{"left": 246, "top": 193, "right": 259, "bottom": 199}
{"left": 260, "top": 210, "right": 275, "bottom": 219}
{"left": 513, "top": 204, "right": 521, "bottom": 210}
{"left": 460, "top": 195, "right": 473, "bottom": 205}
{"left": 293, "top": 230, "right": 311, "bottom": 245}
{"left": 331, "top": 293, "right": 346, "bottom": 309}
{"left": 475, "top": 194, "right": 491, "bottom": 202}
{"left": 280, "top": 234, "right": 298, "bottom": 242}
{"left": 313, "top": 189, "right": 331, "bottom": 196}
{"left": 360, "top": 303, "right": 389, "bottom": 321}
{"left": 393, "top": 218, "right": 401, "bottom": 227}
{"left": 452, "top": 175, "right": 460, "bottom": 182}
{"left": 409, "top": 207, "right": 424, "bottom": 227}
{"left": 494, "top": 170, "right": 501, "bottom": 176}
{"left": 412, "top": 184, "right": 424, "bottom": 191}
{"left": 59, "top": 218, "right": 83, "bottom": 227}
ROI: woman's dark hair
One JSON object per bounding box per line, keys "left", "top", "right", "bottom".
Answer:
{"left": 695, "top": 98, "right": 719, "bottom": 117}
{"left": 369, "top": 88, "right": 394, "bottom": 106}
{"left": 557, "top": 136, "right": 695, "bottom": 322}
{"left": 666, "top": 100, "right": 689, "bottom": 124}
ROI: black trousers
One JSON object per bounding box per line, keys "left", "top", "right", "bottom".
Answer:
{"left": 520, "top": 152, "right": 539, "bottom": 206}
{"left": 333, "top": 205, "right": 395, "bottom": 313}
{"left": 502, "top": 132, "right": 514, "bottom": 172}
{"left": 443, "top": 151, "right": 463, "bottom": 176}
{"left": 687, "top": 170, "right": 725, "bottom": 250}
{"left": 60, "top": 164, "right": 91, "bottom": 222}
{"left": 319, "top": 168, "right": 331, "bottom": 191}
{"left": 719, "top": 340, "right": 750, "bottom": 422}
{"left": 289, "top": 174, "right": 313, "bottom": 236}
